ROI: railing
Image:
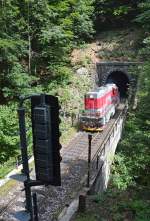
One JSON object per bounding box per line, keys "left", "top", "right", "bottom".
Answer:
{"left": 87, "top": 102, "right": 128, "bottom": 187}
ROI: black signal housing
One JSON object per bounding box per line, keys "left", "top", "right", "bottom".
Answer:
{"left": 31, "top": 94, "right": 61, "bottom": 186}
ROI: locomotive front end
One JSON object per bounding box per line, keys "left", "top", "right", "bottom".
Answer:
{"left": 80, "top": 115, "right": 104, "bottom": 132}
{"left": 80, "top": 89, "right": 105, "bottom": 132}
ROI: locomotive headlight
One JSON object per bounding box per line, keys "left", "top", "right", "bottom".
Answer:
{"left": 89, "top": 95, "right": 94, "bottom": 98}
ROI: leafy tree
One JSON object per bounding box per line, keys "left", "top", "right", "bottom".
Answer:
{"left": 135, "top": 1, "right": 150, "bottom": 30}
{"left": 0, "top": 104, "right": 19, "bottom": 164}
{"left": 94, "top": 0, "right": 141, "bottom": 28}
{"left": 0, "top": 0, "right": 95, "bottom": 102}
{"left": 0, "top": 1, "right": 33, "bottom": 102}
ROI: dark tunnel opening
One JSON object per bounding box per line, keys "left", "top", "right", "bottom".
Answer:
{"left": 106, "top": 71, "right": 130, "bottom": 98}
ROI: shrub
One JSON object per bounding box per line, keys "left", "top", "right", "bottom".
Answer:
{"left": 0, "top": 104, "right": 19, "bottom": 164}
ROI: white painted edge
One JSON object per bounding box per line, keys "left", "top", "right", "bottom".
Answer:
{"left": 58, "top": 174, "right": 88, "bottom": 221}
{"left": 58, "top": 198, "right": 79, "bottom": 221}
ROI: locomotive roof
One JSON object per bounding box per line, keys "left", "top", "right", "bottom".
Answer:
{"left": 86, "top": 84, "right": 117, "bottom": 97}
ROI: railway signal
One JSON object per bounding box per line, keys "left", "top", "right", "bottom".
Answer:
{"left": 31, "top": 94, "right": 61, "bottom": 186}
{"left": 18, "top": 93, "right": 62, "bottom": 221}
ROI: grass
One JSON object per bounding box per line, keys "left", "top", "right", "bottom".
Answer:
{"left": 71, "top": 186, "right": 150, "bottom": 221}
{"left": 0, "top": 159, "right": 35, "bottom": 200}
{"left": 0, "top": 158, "right": 17, "bottom": 178}
{"left": 73, "top": 214, "right": 96, "bottom": 221}
{"left": 0, "top": 152, "right": 33, "bottom": 179}
{"left": 0, "top": 179, "right": 17, "bottom": 197}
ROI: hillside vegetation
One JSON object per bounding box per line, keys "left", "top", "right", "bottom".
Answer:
{"left": 0, "top": 2, "right": 150, "bottom": 216}
{"left": 0, "top": 0, "right": 94, "bottom": 175}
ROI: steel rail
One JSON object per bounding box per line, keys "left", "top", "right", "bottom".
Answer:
{"left": 0, "top": 194, "right": 19, "bottom": 217}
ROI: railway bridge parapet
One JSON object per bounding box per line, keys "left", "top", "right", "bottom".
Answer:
{"left": 89, "top": 103, "right": 128, "bottom": 193}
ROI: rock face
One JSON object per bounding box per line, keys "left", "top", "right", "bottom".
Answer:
{"left": 76, "top": 67, "right": 89, "bottom": 75}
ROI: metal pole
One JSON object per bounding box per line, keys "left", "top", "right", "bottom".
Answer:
{"left": 87, "top": 134, "right": 92, "bottom": 187}
{"left": 18, "top": 106, "right": 33, "bottom": 219}
{"left": 96, "top": 155, "right": 99, "bottom": 170}
{"left": 18, "top": 107, "right": 30, "bottom": 178}
{"left": 33, "top": 193, "right": 39, "bottom": 221}
{"left": 78, "top": 194, "right": 86, "bottom": 213}
{"left": 24, "top": 181, "right": 33, "bottom": 220}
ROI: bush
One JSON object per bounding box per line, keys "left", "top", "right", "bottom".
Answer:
{"left": 0, "top": 104, "right": 19, "bottom": 164}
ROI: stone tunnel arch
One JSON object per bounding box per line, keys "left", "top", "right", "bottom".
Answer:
{"left": 105, "top": 71, "right": 130, "bottom": 98}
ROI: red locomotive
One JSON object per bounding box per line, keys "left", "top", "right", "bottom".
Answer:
{"left": 80, "top": 84, "right": 120, "bottom": 131}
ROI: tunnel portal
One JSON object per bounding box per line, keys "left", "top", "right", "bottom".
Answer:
{"left": 106, "top": 71, "right": 130, "bottom": 98}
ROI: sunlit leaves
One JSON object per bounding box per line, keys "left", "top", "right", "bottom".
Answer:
{"left": 0, "top": 104, "right": 19, "bottom": 164}
{"left": 0, "top": 0, "right": 94, "bottom": 101}
{"left": 94, "top": 0, "right": 139, "bottom": 26}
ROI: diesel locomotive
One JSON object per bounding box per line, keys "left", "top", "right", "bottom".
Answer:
{"left": 80, "top": 84, "right": 120, "bottom": 131}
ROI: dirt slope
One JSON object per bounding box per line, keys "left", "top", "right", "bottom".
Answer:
{"left": 71, "top": 28, "right": 142, "bottom": 66}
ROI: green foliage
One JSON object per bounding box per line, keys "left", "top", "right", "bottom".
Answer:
{"left": 112, "top": 154, "right": 132, "bottom": 190}
{"left": 0, "top": 0, "right": 95, "bottom": 101}
{"left": 0, "top": 158, "right": 18, "bottom": 178}
{"left": 44, "top": 71, "right": 91, "bottom": 138}
{"left": 47, "top": 65, "right": 73, "bottom": 83}
{"left": 0, "top": 103, "right": 34, "bottom": 178}
{"left": 112, "top": 67, "right": 150, "bottom": 188}
{"left": 128, "top": 199, "right": 150, "bottom": 221}
{"left": 2, "top": 63, "right": 37, "bottom": 99}
{"left": 73, "top": 187, "right": 150, "bottom": 221}
{"left": 74, "top": 214, "right": 96, "bottom": 221}
{"left": 0, "top": 104, "right": 19, "bottom": 164}
{"left": 94, "top": 0, "right": 140, "bottom": 28}
{"left": 46, "top": 72, "right": 90, "bottom": 115}
{"left": 135, "top": 1, "right": 150, "bottom": 30}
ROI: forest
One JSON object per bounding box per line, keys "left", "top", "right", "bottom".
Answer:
{"left": 0, "top": 0, "right": 150, "bottom": 220}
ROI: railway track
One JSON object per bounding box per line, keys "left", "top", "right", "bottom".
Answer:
{"left": 1, "top": 102, "right": 127, "bottom": 221}
{"left": 0, "top": 193, "right": 19, "bottom": 217}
